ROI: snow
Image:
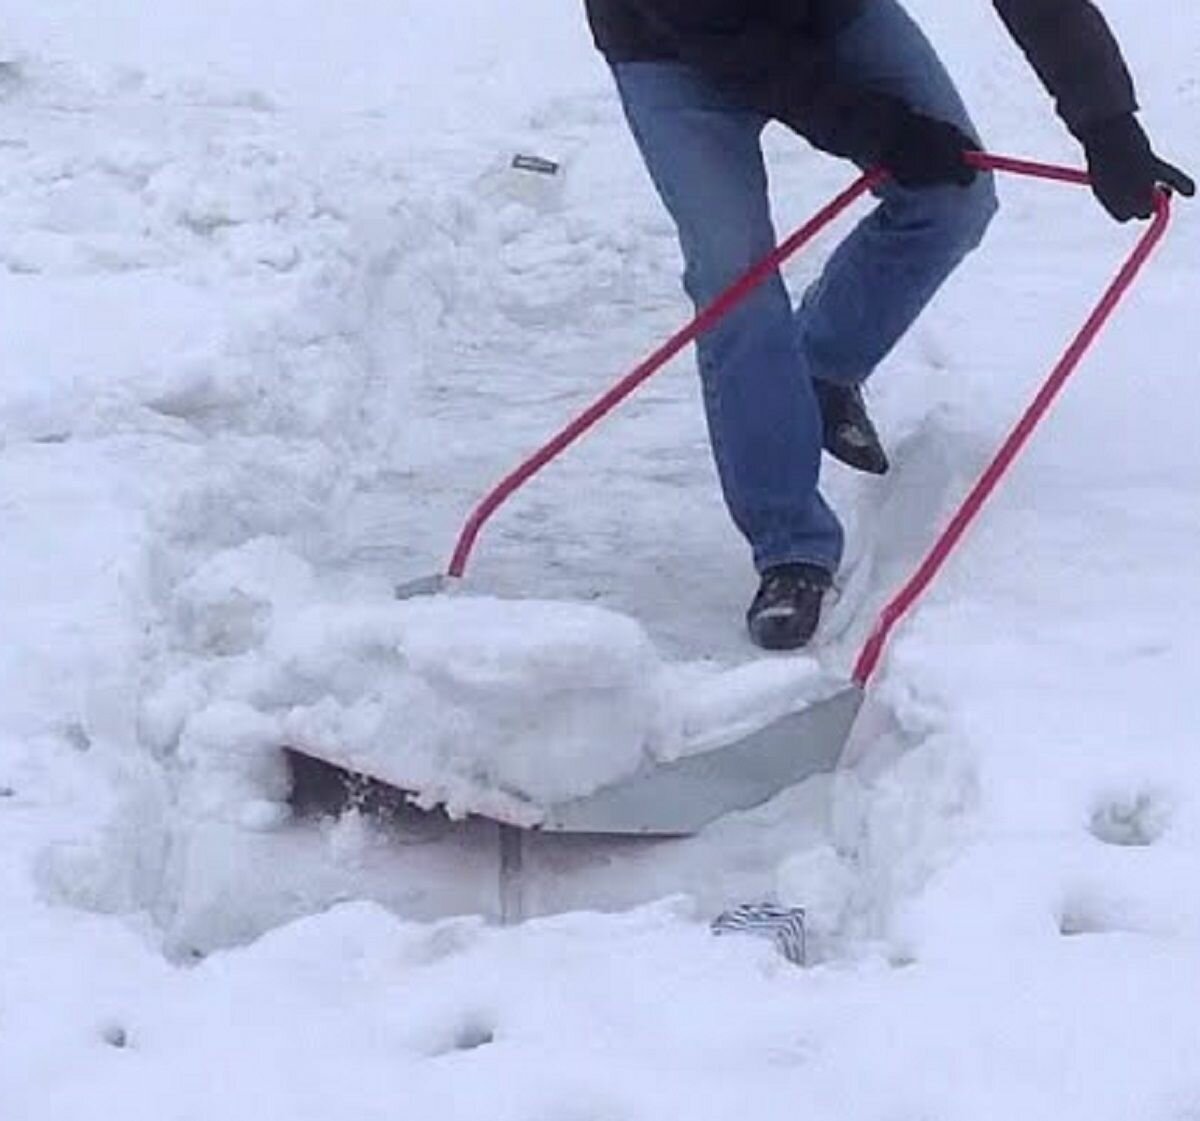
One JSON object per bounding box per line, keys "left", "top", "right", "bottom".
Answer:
{"left": 3, "top": 1, "right": 1200, "bottom": 1118}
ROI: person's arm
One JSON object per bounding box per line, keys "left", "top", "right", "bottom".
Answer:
{"left": 994, "top": 0, "right": 1193, "bottom": 219}
{"left": 993, "top": 0, "right": 1136, "bottom": 133}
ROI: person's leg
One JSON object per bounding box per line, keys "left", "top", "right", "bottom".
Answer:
{"left": 613, "top": 61, "right": 843, "bottom": 576}
{"left": 796, "top": 0, "right": 1000, "bottom": 386}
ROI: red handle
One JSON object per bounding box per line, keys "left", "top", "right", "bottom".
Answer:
{"left": 444, "top": 155, "right": 1173, "bottom": 688}
{"left": 853, "top": 159, "right": 1172, "bottom": 685}
{"left": 967, "top": 151, "right": 1092, "bottom": 186}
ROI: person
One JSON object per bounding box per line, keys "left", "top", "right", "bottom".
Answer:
{"left": 583, "top": 0, "right": 1193, "bottom": 650}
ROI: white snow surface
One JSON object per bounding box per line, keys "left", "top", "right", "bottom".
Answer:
{"left": 2, "top": 2, "right": 1199, "bottom": 1118}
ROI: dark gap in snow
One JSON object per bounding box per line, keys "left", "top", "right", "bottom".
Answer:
{"left": 285, "top": 747, "right": 458, "bottom": 839}
{"left": 452, "top": 1021, "right": 496, "bottom": 1052}
{"left": 100, "top": 1024, "right": 130, "bottom": 1050}
{"left": 428, "top": 1018, "right": 497, "bottom": 1056}
{"left": 1058, "top": 899, "right": 1117, "bottom": 938}
{"left": 1089, "top": 792, "right": 1171, "bottom": 848}
{"left": 0, "top": 61, "right": 23, "bottom": 99}
{"left": 1058, "top": 914, "right": 1093, "bottom": 937}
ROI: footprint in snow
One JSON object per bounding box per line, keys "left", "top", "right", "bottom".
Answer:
{"left": 1088, "top": 789, "right": 1172, "bottom": 848}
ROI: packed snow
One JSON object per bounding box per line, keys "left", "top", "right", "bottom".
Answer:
{"left": 2, "top": 2, "right": 1199, "bottom": 1118}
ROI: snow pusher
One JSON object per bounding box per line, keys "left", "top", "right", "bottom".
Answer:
{"left": 286, "top": 154, "right": 1173, "bottom": 841}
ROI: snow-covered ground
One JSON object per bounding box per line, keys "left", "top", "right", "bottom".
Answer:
{"left": 2, "top": 3, "right": 1198, "bottom": 1118}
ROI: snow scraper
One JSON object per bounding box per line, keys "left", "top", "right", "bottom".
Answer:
{"left": 288, "top": 153, "right": 1174, "bottom": 840}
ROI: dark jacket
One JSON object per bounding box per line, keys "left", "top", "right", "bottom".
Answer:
{"left": 584, "top": 0, "right": 1136, "bottom": 159}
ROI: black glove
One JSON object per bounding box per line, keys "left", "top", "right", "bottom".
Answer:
{"left": 1079, "top": 114, "right": 1195, "bottom": 222}
{"left": 785, "top": 88, "right": 979, "bottom": 188}
{"left": 849, "top": 93, "right": 979, "bottom": 188}
{"left": 876, "top": 98, "right": 980, "bottom": 189}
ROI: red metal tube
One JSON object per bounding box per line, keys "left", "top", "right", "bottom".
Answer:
{"left": 853, "top": 172, "right": 1172, "bottom": 685}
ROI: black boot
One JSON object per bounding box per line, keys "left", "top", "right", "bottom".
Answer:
{"left": 746, "top": 563, "right": 832, "bottom": 652}
{"left": 813, "top": 380, "right": 890, "bottom": 476}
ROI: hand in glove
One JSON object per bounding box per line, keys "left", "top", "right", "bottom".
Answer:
{"left": 875, "top": 97, "right": 980, "bottom": 189}
{"left": 793, "top": 89, "right": 980, "bottom": 189}
{"left": 1080, "top": 114, "right": 1195, "bottom": 222}
{"left": 854, "top": 96, "right": 974, "bottom": 188}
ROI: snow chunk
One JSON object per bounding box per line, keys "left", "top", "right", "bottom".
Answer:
{"left": 278, "top": 595, "right": 669, "bottom": 813}
{"left": 167, "top": 560, "right": 841, "bottom": 825}
{"left": 171, "top": 590, "right": 673, "bottom": 822}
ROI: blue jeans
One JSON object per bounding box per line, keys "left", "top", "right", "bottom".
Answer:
{"left": 612, "top": 0, "right": 998, "bottom": 574}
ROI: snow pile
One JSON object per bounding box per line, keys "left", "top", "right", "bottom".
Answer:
{"left": 150, "top": 536, "right": 838, "bottom": 822}
{"left": 165, "top": 582, "right": 670, "bottom": 820}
